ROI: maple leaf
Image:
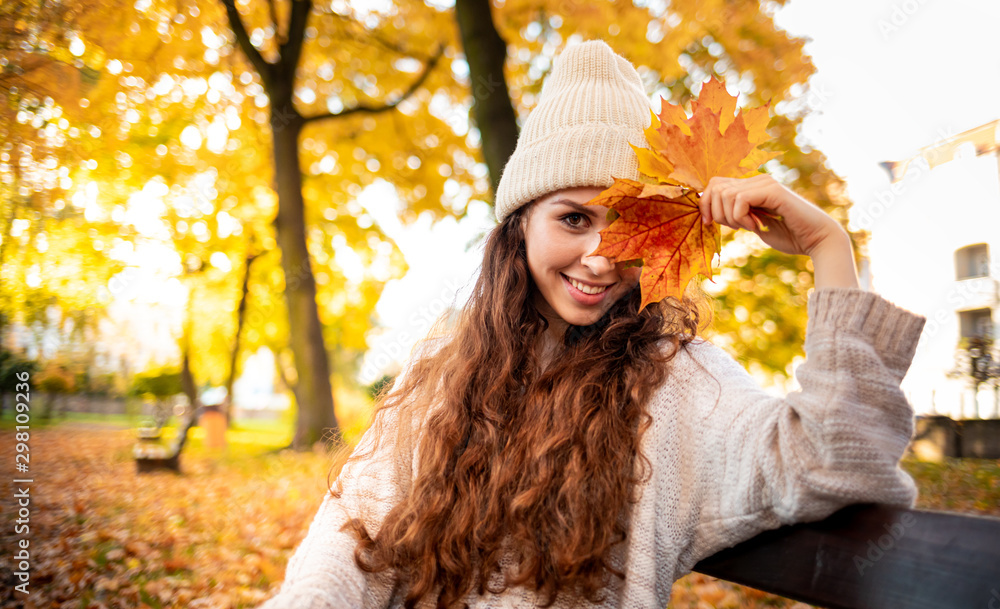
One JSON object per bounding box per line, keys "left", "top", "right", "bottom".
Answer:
{"left": 584, "top": 178, "right": 720, "bottom": 312}
{"left": 657, "top": 79, "right": 777, "bottom": 190}
{"left": 658, "top": 107, "right": 756, "bottom": 191}
{"left": 588, "top": 78, "right": 777, "bottom": 310}
{"left": 632, "top": 79, "right": 778, "bottom": 190}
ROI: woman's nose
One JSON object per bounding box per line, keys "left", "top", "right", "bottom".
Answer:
{"left": 580, "top": 246, "right": 615, "bottom": 277}
{"left": 581, "top": 236, "right": 615, "bottom": 275}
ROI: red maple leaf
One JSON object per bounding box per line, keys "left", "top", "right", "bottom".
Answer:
{"left": 585, "top": 179, "right": 720, "bottom": 312}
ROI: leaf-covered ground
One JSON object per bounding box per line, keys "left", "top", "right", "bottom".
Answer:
{"left": 1, "top": 422, "right": 997, "bottom": 609}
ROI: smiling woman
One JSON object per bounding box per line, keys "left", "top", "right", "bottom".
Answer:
{"left": 521, "top": 187, "right": 642, "bottom": 341}
{"left": 256, "top": 40, "right": 925, "bottom": 609}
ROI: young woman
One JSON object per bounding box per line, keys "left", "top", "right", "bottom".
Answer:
{"left": 257, "top": 41, "right": 924, "bottom": 609}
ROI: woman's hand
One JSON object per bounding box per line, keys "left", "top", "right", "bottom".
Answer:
{"left": 699, "top": 174, "right": 859, "bottom": 289}
{"left": 700, "top": 174, "right": 842, "bottom": 256}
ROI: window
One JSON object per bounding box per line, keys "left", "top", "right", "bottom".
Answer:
{"left": 959, "top": 308, "right": 994, "bottom": 339}
{"left": 955, "top": 244, "right": 990, "bottom": 280}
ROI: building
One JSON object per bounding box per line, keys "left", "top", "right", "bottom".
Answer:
{"left": 861, "top": 120, "right": 999, "bottom": 418}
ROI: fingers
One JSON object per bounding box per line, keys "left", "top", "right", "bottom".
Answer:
{"left": 711, "top": 187, "right": 725, "bottom": 226}
{"left": 731, "top": 195, "right": 756, "bottom": 231}
{"left": 735, "top": 185, "right": 780, "bottom": 230}
{"left": 701, "top": 176, "right": 776, "bottom": 231}
{"left": 700, "top": 177, "right": 731, "bottom": 225}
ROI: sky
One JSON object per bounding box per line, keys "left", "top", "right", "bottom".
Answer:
{"left": 774, "top": 0, "right": 1000, "bottom": 225}
{"left": 356, "top": 0, "right": 1000, "bottom": 383}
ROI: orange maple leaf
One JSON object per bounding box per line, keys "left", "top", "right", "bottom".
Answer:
{"left": 587, "top": 77, "right": 776, "bottom": 310}
{"left": 633, "top": 78, "right": 777, "bottom": 189}
{"left": 584, "top": 179, "right": 720, "bottom": 312}
{"left": 657, "top": 79, "right": 776, "bottom": 189}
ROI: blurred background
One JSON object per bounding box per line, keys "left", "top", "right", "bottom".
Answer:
{"left": 1, "top": 0, "right": 998, "bottom": 607}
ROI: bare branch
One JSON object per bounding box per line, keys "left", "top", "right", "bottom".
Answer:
{"left": 268, "top": 0, "right": 284, "bottom": 45}
{"left": 219, "top": 0, "right": 273, "bottom": 86}
{"left": 316, "top": 9, "right": 435, "bottom": 63}
{"left": 280, "top": 0, "right": 312, "bottom": 76}
{"left": 302, "top": 44, "right": 443, "bottom": 125}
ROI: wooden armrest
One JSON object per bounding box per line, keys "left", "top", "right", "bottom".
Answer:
{"left": 692, "top": 503, "right": 1000, "bottom": 609}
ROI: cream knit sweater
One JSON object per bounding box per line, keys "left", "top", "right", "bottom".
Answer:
{"left": 256, "top": 288, "right": 925, "bottom": 609}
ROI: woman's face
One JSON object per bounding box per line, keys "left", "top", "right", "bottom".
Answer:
{"left": 521, "top": 186, "right": 641, "bottom": 336}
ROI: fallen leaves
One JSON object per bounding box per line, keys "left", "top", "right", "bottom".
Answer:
{"left": 0, "top": 425, "right": 331, "bottom": 609}
{"left": 586, "top": 78, "right": 778, "bottom": 311}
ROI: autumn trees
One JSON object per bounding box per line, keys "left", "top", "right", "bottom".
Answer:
{"left": 3, "top": 0, "right": 477, "bottom": 449}
{"left": 215, "top": 0, "right": 481, "bottom": 448}
{"left": 3, "top": 0, "right": 854, "bottom": 447}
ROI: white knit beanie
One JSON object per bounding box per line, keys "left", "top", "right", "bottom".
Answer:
{"left": 493, "top": 40, "right": 652, "bottom": 224}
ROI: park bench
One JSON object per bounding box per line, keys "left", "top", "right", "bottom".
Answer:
{"left": 133, "top": 403, "right": 199, "bottom": 473}
{"left": 693, "top": 503, "right": 1000, "bottom": 608}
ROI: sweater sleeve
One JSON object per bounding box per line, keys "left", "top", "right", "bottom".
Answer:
{"left": 678, "top": 287, "right": 926, "bottom": 569}
{"left": 255, "top": 341, "right": 439, "bottom": 609}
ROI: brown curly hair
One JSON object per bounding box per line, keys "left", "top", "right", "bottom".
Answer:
{"left": 328, "top": 201, "right": 709, "bottom": 608}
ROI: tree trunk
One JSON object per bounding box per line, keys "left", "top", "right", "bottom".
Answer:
{"left": 269, "top": 90, "right": 339, "bottom": 450}
{"left": 219, "top": 0, "right": 436, "bottom": 450}
{"left": 454, "top": 0, "right": 520, "bottom": 196}
{"left": 180, "top": 348, "right": 198, "bottom": 413}
{"left": 222, "top": 251, "right": 257, "bottom": 427}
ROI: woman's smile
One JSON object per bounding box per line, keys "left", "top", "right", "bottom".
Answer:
{"left": 562, "top": 273, "right": 612, "bottom": 303}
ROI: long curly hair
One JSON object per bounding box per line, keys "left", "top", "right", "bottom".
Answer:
{"left": 329, "top": 201, "right": 709, "bottom": 608}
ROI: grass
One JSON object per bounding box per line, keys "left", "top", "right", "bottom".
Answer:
{"left": 0, "top": 408, "right": 137, "bottom": 429}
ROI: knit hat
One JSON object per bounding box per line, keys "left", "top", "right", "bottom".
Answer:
{"left": 493, "top": 40, "right": 652, "bottom": 224}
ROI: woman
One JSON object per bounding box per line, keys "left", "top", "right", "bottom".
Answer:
{"left": 257, "top": 40, "right": 924, "bottom": 609}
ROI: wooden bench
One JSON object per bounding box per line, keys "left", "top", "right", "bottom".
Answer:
{"left": 693, "top": 503, "right": 1000, "bottom": 608}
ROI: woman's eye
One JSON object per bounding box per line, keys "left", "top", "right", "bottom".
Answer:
{"left": 561, "top": 213, "right": 586, "bottom": 227}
